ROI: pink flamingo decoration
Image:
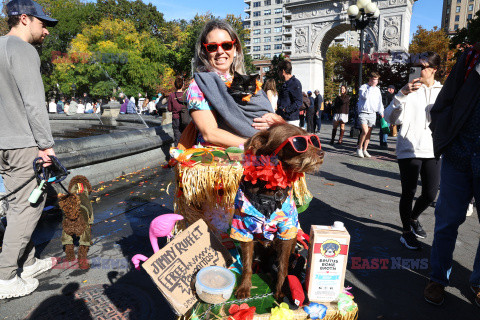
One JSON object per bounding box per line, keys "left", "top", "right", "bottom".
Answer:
{"left": 131, "top": 213, "right": 183, "bottom": 270}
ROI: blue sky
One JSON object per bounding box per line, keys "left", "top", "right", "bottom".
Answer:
{"left": 150, "top": 0, "right": 442, "bottom": 40}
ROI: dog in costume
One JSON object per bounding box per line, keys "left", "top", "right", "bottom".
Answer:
{"left": 231, "top": 124, "right": 324, "bottom": 300}
{"left": 58, "top": 175, "right": 94, "bottom": 269}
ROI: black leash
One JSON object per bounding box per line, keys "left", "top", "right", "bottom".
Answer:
{"left": 0, "top": 156, "right": 70, "bottom": 202}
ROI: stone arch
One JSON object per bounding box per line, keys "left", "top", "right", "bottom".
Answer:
{"left": 313, "top": 23, "right": 379, "bottom": 61}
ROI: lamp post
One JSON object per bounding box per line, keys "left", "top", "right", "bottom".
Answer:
{"left": 347, "top": 0, "right": 380, "bottom": 90}
{"left": 71, "top": 83, "right": 77, "bottom": 99}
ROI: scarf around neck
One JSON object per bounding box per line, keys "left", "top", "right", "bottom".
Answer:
{"left": 194, "top": 72, "right": 273, "bottom": 138}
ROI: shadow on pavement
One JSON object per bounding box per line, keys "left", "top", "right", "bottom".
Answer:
{"left": 300, "top": 197, "right": 479, "bottom": 320}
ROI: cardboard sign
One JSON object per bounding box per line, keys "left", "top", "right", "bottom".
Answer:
{"left": 306, "top": 224, "right": 350, "bottom": 303}
{"left": 143, "top": 219, "right": 232, "bottom": 315}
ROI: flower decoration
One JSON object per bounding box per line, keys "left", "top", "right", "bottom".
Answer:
{"left": 228, "top": 303, "right": 256, "bottom": 320}
{"left": 304, "top": 302, "right": 327, "bottom": 320}
{"left": 337, "top": 292, "right": 358, "bottom": 315}
{"left": 270, "top": 302, "right": 294, "bottom": 320}
{"left": 242, "top": 154, "right": 303, "bottom": 190}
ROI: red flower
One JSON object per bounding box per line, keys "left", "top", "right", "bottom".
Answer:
{"left": 228, "top": 303, "right": 256, "bottom": 320}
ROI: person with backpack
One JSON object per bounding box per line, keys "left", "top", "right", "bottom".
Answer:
{"left": 168, "top": 77, "right": 189, "bottom": 145}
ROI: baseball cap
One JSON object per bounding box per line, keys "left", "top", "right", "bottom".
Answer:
{"left": 7, "top": 0, "right": 58, "bottom": 27}
{"left": 307, "top": 91, "right": 312, "bottom": 95}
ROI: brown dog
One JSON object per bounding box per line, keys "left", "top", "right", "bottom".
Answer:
{"left": 233, "top": 124, "right": 324, "bottom": 300}
{"left": 58, "top": 175, "right": 94, "bottom": 269}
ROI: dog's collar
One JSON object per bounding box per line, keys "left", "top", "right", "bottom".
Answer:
{"left": 240, "top": 181, "right": 290, "bottom": 218}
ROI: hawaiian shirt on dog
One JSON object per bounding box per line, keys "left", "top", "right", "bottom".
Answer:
{"left": 230, "top": 188, "right": 298, "bottom": 242}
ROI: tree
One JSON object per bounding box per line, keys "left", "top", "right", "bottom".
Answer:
{"left": 450, "top": 10, "right": 480, "bottom": 50}
{"left": 263, "top": 54, "right": 286, "bottom": 92}
{"left": 324, "top": 44, "right": 357, "bottom": 100}
{"left": 50, "top": 18, "right": 175, "bottom": 98}
{"left": 409, "top": 26, "right": 458, "bottom": 82}
{"left": 94, "top": 0, "right": 167, "bottom": 38}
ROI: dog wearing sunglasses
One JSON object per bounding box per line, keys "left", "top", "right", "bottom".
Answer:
{"left": 231, "top": 123, "right": 324, "bottom": 300}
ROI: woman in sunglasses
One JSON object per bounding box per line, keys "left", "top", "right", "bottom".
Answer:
{"left": 384, "top": 52, "right": 443, "bottom": 251}
{"left": 183, "top": 20, "right": 284, "bottom": 148}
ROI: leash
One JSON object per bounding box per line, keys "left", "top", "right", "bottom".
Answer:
{"left": 0, "top": 156, "right": 69, "bottom": 203}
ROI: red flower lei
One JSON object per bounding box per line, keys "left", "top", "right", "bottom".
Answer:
{"left": 242, "top": 153, "right": 304, "bottom": 189}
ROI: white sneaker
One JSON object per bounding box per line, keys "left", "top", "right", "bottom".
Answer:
{"left": 363, "top": 150, "right": 372, "bottom": 158}
{"left": 467, "top": 203, "right": 474, "bottom": 217}
{"left": 0, "top": 275, "right": 38, "bottom": 299}
{"left": 19, "top": 257, "right": 57, "bottom": 279}
{"left": 356, "top": 149, "right": 364, "bottom": 158}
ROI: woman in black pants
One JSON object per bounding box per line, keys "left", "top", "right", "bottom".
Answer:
{"left": 384, "top": 52, "right": 443, "bottom": 250}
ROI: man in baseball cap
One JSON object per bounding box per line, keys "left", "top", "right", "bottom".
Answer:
{"left": 0, "top": 0, "right": 58, "bottom": 300}
{"left": 7, "top": 0, "right": 58, "bottom": 27}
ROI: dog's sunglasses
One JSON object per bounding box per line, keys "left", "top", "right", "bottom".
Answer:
{"left": 272, "top": 135, "right": 321, "bottom": 156}
{"left": 203, "top": 40, "right": 236, "bottom": 53}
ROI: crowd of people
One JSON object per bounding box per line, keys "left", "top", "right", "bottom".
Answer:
{"left": 1, "top": 0, "right": 480, "bottom": 311}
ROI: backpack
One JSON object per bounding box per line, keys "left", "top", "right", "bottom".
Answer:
{"left": 175, "top": 92, "right": 191, "bottom": 129}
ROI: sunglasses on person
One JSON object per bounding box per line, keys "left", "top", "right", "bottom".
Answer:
{"left": 203, "top": 40, "right": 236, "bottom": 53}
{"left": 273, "top": 135, "right": 321, "bottom": 156}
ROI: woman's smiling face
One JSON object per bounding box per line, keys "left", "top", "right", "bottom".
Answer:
{"left": 205, "top": 29, "right": 236, "bottom": 74}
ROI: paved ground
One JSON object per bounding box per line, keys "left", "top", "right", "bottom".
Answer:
{"left": 0, "top": 123, "right": 479, "bottom": 320}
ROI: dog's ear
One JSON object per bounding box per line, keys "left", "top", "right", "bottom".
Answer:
{"left": 245, "top": 130, "right": 270, "bottom": 154}
{"left": 68, "top": 175, "right": 92, "bottom": 194}
{"left": 59, "top": 194, "right": 81, "bottom": 220}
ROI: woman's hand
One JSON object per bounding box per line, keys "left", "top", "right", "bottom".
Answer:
{"left": 401, "top": 78, "right": 422, "bottom": 95}
{"left": 252, "top": 113, "right": 285, "bottom": 130}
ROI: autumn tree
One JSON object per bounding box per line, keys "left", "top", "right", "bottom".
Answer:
{"left": 323, "top": 44, "right": 357, "bottom": 100}
{"left": 409, "top": 26, "right": 457, "bottom": 82}
{"left": 450, "top": 10, "right": 480, "bottom": 54}
{"left": 50, "top": 18, "right": 175, "bottom": 98}
{"left": 263, "top": 54, "right": 286, "bottom": 92}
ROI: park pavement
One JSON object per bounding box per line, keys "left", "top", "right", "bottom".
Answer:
{"left": 0, "top": 123, "right": 479, "bottom": 320}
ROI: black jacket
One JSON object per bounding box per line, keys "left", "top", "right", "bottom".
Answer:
{"left": 277, "top": 75, "right": 302, "bottom": 121}
{"left": 430, "top": 48, "right": 480, "bottom": 159}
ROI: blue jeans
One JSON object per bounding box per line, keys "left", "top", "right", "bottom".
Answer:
{"left": 430, "top": 159, "right": 480, "bottom": 286}
{"left": 379, "top": 131, "right": 388, "bottom": 146}
{"left": 316, "top": 111, "right": 322, "bottom": 132}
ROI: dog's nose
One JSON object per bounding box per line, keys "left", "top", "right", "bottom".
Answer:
{"left": 317, "top": 149, "right": 325, "bottom": 160}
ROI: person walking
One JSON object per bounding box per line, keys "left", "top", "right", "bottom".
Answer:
{"left": 313, "top": 89, "right": 323, "bottom": 133}
{"left": 356, "top": 71, "right": 384, "bottom": 158}
{"left": 330, "top": 85, "right": 350, "bottom": 145}
{"left": 306, "top": 91, "right": 315, "bottom": 133}
{"left": 277, "top": 60, "right": 303, "bottom": 126}
{"left": 0, "top": 0, "right": 58, "bottom": 299}
{"left": 384, "top": 52, "right": 443, "bottom": 251}
{"left": 264, "top": 78, "right": 278, "bottom": 112}
{"left": 379, "top": 85, "right": 396, "bottom": 149}
{"left": 168, "top": 77, "right": 186, "bottom": 145}
{"left": 422, "top": 44, "right": 480, "bottom": 306}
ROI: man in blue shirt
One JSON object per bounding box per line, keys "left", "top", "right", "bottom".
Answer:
{"left": 276, "top": 60, "right": 303, "bottom": 126}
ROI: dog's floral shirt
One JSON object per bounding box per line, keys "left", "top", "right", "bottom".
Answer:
{"left": 230, "top": 188, "right": 298, "bottom": 242}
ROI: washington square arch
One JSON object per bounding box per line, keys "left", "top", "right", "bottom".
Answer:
{"left": 285, "top": 0, "right": 415, "bottom": 94}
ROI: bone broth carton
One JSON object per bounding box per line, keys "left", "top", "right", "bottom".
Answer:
{"left": 306, "top": 221, "right": 350, "bottom": 303}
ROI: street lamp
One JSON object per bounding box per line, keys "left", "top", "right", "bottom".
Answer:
{"left": 348, "top": 0, "right": 380, "bottom": 89}
{"left": 71, "top": 83, "right": 77, "bottom": 99}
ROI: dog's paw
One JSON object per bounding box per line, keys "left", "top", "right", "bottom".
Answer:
{"left": 235, "top": 285, "right": 251, "bottom": 299}
{"left": 274, "top": 289, "right": 285, "bottom": 301}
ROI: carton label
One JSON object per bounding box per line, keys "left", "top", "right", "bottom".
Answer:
{"left": 307, "top": 231, "right": 350, "bottom": 302}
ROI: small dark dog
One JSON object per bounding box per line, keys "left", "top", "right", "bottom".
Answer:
{"left": 58, "top": 175, "right": 94, "bottom": 269}
{"left": 233, "top": 124, "right": 324, "bottom": 300}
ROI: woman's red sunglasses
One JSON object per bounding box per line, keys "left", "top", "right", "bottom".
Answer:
{"left": 273, "top": 135, "right": 321, "bottom": 156}
{"left": 203, "top": 40, "right": 236, "bottom": 53}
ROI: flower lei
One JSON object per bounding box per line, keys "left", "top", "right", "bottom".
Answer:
{"left": 242, "top": 153, "right": 304, "bottom": 189}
